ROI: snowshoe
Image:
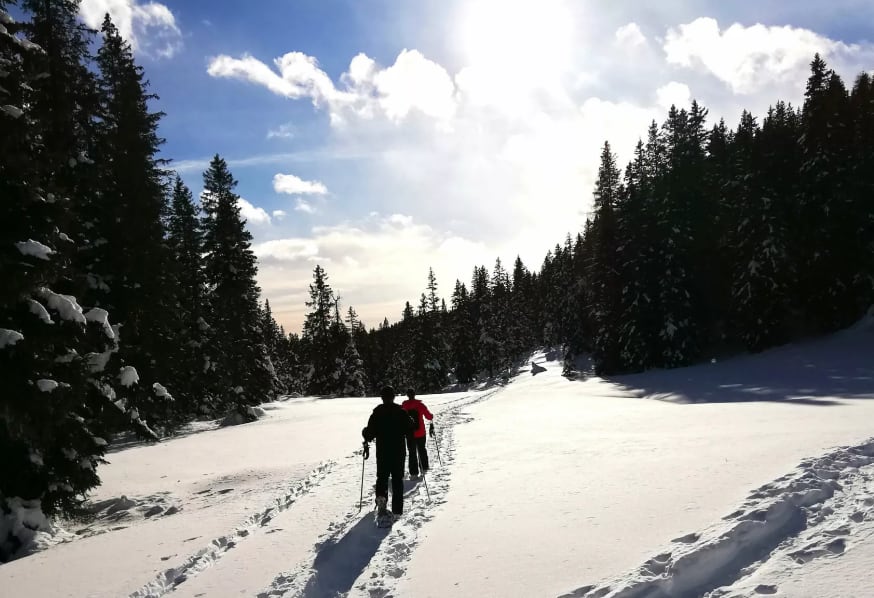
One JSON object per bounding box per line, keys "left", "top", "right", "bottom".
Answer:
{"left": 374, "top": 496, "right": 392, "bottom": 528}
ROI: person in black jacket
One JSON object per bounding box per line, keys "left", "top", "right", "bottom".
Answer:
{"left": 362, "top": 385, "right": 414, "bottom": 516}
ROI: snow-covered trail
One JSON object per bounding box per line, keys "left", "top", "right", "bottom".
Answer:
{"left": 0, "top": 393, "right": 471, "bottom": 597}
{"left": 166, "top": 390, "right": 495, "bottom": 598}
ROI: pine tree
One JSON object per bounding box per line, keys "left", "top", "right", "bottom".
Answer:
{"left": 849, "top": 74, "right": 874, "bottom": 307}
{"left": 588, "top": 142, "right": 623, "bottom": 373}
{"left": 201, "top": 156, "right": 274, "bottom": 411}
{"left": 301, "top": 265, "right": 342, "bottom": 394}
{"left": 87, "top": 14, "right": 173, "bottom": 427}
{"left": 725, "top": 112, "right": 790, "bottom": 350}
{"left": 449, "top": 280, "right": 477, "bottom": 383}
{"left": 798, "top": 55, "right": 856, "bottom": 330}
{"left": 1, "top": 3, "right": 155, "bottom": 559}
{"left": 165, "top": 177, "right": 207, "bottom": 415}
{"left": 615, "top": 138, "right": 661, "bottom": 371}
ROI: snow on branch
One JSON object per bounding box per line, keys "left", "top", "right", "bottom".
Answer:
{"left": 15, "top": 239, "right": 53, "bottom": 260}
{"left": 0, "top": 328, "right": 24, "bottom": 348}
{"left": 36, "top": 379, "right": 58, "bottom": 393}
{"left": 118, "top": 366, "right": 139, "bottom": 387}
{"left": 85, "top": 308, "right": 115, "bottom": 340}
{"left": 28, "top": 299, "right": 52, "bottom": 324}
{"left": 37, "top": 288, "right": 86, "bottom": 325}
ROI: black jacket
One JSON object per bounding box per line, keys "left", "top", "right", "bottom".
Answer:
{"left": 363, "top": 402, "right": 414, "bottom": 455}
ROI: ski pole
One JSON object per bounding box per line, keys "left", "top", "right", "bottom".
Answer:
{"left": 431, "top": 423, "right": 443, "bottom": 467}
{"left": 358, "top": 441, "right": 368, "bottom": 512}
{"left": 421, "top": 469, "right": 432, "bottom": 503}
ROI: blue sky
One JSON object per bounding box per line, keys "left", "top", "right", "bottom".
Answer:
{"left": 78, "top": 0, "right": 874, "bottom": 333}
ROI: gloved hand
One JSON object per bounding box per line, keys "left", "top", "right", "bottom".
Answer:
{"left": 429, "top": 422, "right": 435, "bottom": 437}
{"left": 362, "top": 441, "right": 370, "bottom": 460}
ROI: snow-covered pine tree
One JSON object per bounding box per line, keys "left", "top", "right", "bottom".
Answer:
{"left": 334, "top": 323, "right": 368, "bottom": 397}
{"left": 88, "top": 15, "right": 174, "bottom": 428}
{"left": 201, "top": 156, "right": 275, "bottom": 412}
{"left": 1, "top": 5, "right": 156, "bottom": 559}
{"left": 301, "top": 265, "right": 342, "bottom": 394}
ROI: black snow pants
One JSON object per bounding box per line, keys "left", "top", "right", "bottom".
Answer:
{"left": 406, "top": 435, "right": 429, "bottom": 476}
{"left": 375, "top": 444, "right": 406, "bottom": 514}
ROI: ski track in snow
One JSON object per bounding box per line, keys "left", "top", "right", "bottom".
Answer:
{"left": 128, "top": 461, "right": 336, "bottom": 598}
{"left": 561, "top": 437, "right": 874, "bottom": 598}
{"left": 256, "top": 389, "right": 499, "bottom": 598}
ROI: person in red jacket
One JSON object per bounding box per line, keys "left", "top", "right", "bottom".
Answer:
{"left": 401, "top": 388, "right": 433, "bottom": 477}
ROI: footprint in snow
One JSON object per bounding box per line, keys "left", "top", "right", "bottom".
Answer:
{"left": 754, "top": 584, "right": 778, "bottom": 594}
{"left": 672, "top": 532, "right": 699, "bottom": 544}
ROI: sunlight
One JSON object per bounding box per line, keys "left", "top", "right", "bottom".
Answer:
{"left": 457, "top": 0, "right": 574, "bottom": 92}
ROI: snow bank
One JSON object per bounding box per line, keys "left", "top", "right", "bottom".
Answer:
{"left": 219, "top": 405, "right": 266, "bottom": 427}
{"left": 0, "top": 328, "right": 23, "bottom": 349}
{"left": 0, "top": 498, "right": 51, "bottom": 563}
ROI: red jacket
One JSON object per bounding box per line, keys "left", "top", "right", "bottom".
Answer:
{"left": 401, "top": 398, "right": 433, "bottom": 438}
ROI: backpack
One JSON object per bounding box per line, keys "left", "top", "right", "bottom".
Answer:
{"left": 406, "top": 407, "right": 419, "bottom": 429}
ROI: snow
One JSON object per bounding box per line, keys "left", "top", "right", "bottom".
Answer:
{"left": 1, "top": 104, "right": 23, "bottom": 118}
{"left": 152, "top": 383, "right": 171, "bottom": 399}
{"left": 35, "top": 379, "right": 58, "bottom": 393}
{"left": 1, "top": 319, "right": 873, "bottom": 597}
{"left": 0, "top": 328, "right": 23, "bottom": 348}
{"left": 38, "top": 288, "right": 86, "bottom": 325}
{"left": 15, "top": 239, "right": 53, "bottom": 260}
{"left": 85, "top": 308, "right": 115, "bottom": 339}
{"left": 118, "top": 366, "right": 139, "bottom": 387}
{"left": 27, "top": 298, "right": 52, "bottom": 324}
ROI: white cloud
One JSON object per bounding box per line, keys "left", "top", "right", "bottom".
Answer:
{"left": 615, "top": 23, "right": 647, "bottom": 49}
{"left": 656, "top": 81, "right": 692, "bottom": 109}
{"left": 267, "top": 123, "right": 296, "bottom": 139}
{"left": 237, "top": 198, "right": 271, "bottom": 226}
{"left": 272, "top": 210, "right": 287, "bottom": 220}
{"left": 372, "top": 49, "right": 457, "bottom": 122}
{"left": 663, "top": 17, "right": 867, "bottom": 94}
{"left": 273, "top": 173, "right": 328, "bottom": 195}
{"left": 79, "top": 0, "right": 181, "bottom": 58}
{"left": 294, "top": 198, "right": 316, "bottom": 214}
{"left": 208, "top": 49, "right": 457, "bottom": 125}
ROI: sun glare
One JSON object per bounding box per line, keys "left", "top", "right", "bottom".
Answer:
{"left": 458, "top": 0, "right": 574, "bottom": 85}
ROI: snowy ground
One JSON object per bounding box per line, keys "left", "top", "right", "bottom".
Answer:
{"left": 1, "top": 316, "right": 873, "bottom": 597}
